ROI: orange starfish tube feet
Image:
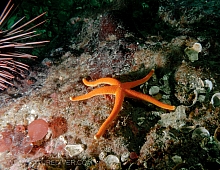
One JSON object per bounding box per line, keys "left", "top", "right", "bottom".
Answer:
{"left": 70, "top": 69, "right": 175, "bottom": 140}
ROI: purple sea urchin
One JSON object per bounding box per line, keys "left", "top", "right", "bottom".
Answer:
{"left": 0, "top": 0, "right": 49, "bottom": 90}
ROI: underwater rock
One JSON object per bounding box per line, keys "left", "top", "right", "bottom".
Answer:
{"left": 159, "top": 105, "right": 186, "bottom": 129}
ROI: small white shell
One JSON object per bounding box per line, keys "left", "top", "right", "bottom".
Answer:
{"left": 204, "top": 79, "right": 213, "bottom": 91}
{"left": 104, "top": 155, "right": 121, "bottom": 169}
{"left": 192, "top": 127, "right": 210, "bottom": 140}
{"left": 179, "top": 125, "right": 196, "bottom": 133}
{"left": 171, "top": 155, "right": 182, "bottom": 164}
{"left": 188, "top": 90, "right": 198, "bottom": 107}
{"left": 184, "top": 43, "right": 202, "bottom": 62}
{"left": 121, "top": 152, "right": 130, "bottom": 162}
{"left": 192, "top": 43, "right": 202, "bottom": 52}
{"left": 64, "top": 144, "right": 85, "bottom": 157}
{"left": 99, "top": 151, "right": 107, "bottom": 161}
{"left": 149, "top": 86, "right": 160, "bottom": 95}
{"left": 211, "top": 93, "right": 220, "bottom": 107}
{"left": 59, "top": 135, "right": 68, "bottom": 145}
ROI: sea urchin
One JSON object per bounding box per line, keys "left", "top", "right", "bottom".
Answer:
{"left": 0, "top": 0, "right": 49, "bottom": 90}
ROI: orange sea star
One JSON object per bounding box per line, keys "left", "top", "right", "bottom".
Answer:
{"left": 70, "top": 69, "right": 175, "bottom": 139}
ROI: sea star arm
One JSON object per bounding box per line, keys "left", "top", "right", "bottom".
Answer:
{"left": 70, "top": 86, "right": 118, "bottom": 101}
{"left": 125, "top": 89, "right": 175, "bottom": 110}
{"left": 83, "top": 77, "right": 120, "bottom": 87}
{"left": 122, "top": 69, "right": 154, "bottom": 89}
{"left": 94, "top": 88, "right": 125, "bottom": 140}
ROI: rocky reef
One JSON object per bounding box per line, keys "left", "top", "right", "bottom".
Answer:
{"left": 1, "top": 0, "right": 220, "bottom": 169}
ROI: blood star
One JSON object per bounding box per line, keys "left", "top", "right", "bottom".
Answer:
{"left": 70, "top": 69, "right": 175, "bottom": 140}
